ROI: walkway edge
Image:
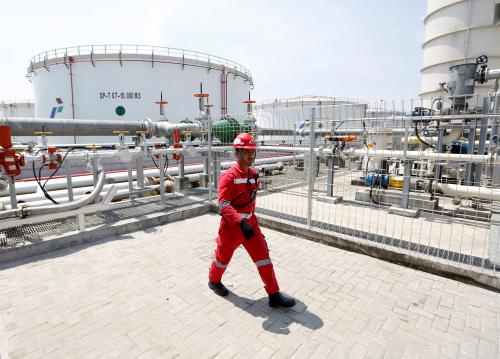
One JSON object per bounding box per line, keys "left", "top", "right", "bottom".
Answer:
{"left": 257, "top": 213, "right": 500, "bottom": 292}
{"left": 0, "top": 202, "right": 210, "bottom": 265}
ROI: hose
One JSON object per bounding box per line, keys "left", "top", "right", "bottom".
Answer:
{"left": 0, "top": 167, "right": 106, "bottom": 220}
{"left": 414, "top": 125, "right": 435, "bottom": 149}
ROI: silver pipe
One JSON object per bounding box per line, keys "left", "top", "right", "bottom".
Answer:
{"left": 350, "top": 149, "right": 492, "bottom": 163}
{"left": 0, "top": 168, "right": 106, "bottom": 220}
{"left": 2, "top": 117, "right": 151, "bottom": 136}
{"left": 463, "top": 0, "right": 472, "bottom": 63}
{"left": 486, "top": 69, "right": 500, "bottom": 81}
{"left": 153, "top": 122, "right": 202, "bottom": 137}
{"left": 437, "top": 183, "right": 500, "bottom": 201}
{"left": 1, "top": 117, "right": 203, "bottom": 137}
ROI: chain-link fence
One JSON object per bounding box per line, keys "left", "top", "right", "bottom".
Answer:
{"left": 207, "top": 95, "right": 500, "bottom": 277}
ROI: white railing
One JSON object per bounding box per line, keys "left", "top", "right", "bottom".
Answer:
{"left": 28, "top": 44, "right": 253, "bottom": 79}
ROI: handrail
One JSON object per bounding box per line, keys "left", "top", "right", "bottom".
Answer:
{"left": 28, "top": 44, "right": 252, "bottom": 79}
{"left": 255, "top": 96, "right": 365, "bottom": 108}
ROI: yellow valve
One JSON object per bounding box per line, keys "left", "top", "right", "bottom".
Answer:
{"left": 33, "top": 131, "right": 53, "bottom": 135}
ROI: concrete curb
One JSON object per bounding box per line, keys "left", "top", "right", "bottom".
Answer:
{"left": 257, "top": 214, "right": 500, "bottom": 292}
{"left": 0, "top": 202, "right": 210, "bottom": 265}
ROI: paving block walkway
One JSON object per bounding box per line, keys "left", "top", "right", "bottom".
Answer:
{"left": 0, "top": 213, "right": 499, "bottom": 358}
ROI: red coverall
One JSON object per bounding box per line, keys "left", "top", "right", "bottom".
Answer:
{"left": 208, "top": 162, "right": 280, "bottom": 294}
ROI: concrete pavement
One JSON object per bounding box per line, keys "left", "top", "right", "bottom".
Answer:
{"left": 0, "top": 213, "right": 499, "bottom": 358}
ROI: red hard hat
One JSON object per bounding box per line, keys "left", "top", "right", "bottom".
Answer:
{"left": 232, "top": 132, "right": 256, "bottom": 149}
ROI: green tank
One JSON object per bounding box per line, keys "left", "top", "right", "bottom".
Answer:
{"left": 212, "top": 117, "right": 251, "bottom": 144}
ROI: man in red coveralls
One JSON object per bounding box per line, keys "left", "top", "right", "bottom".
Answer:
{"left": 208, "top": 133, "right": 296, "bottom": 308}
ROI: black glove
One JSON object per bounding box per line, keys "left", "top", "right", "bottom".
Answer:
{"left": 239, "top": 220, "right": 254, "bottom": 240}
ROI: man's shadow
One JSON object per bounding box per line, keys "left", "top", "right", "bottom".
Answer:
{"left": 223, "top": 292, "right": 323, "bottom": 335}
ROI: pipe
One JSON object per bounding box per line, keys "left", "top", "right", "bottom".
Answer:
{"left": 295, "top": 128, "right": 407, "bottom": 136}
{"left": 0, "top": 117, "right": 203, "bottom": 137}
{"left": 401, "top": 127, "right": 462, "bottom": 145}
{"left": 486, "top": 69, "right": 500, "bottom": 81}
{"left": 463, "top": 0, "right": 472, "bottom": 63}
{"left": 0, "top": 167, "right": 106, "bottom": 220}
{"left": 350, "top": 149, "right": 492, "bottom": 163}
{"left": 0, "top": 160, "right": 286, "bottom": 207}
{"left": 69, "top": 57, "right": 76, "bottom": 144}
{"left": 2, "top": 117, "right": 151, "bottom": 136}
{"left": 437, "top": 183, "right": 500, "bottom": 201}
{"left": 199, "top": 145, "right": 309, "bottom": 154}
{"left": 0, "top": 155, "right": 301, "bottom": 197}
{"left": 153, "top": 122, "right": 202, "bottom": 137}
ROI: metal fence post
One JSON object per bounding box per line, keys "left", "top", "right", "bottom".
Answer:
{"left": 402, "top": 100, "right": 411, "bottom": 209}
{"left": 474, "top": 97, "right": 490, "bottom": 185}
{"left": 91, "top": 157, "right": 99, "bottom": 204}
{"left": 159, "top": 153, "right": 166, "bottom": 204}
{"left": 65, "top": 160, "right": 74, "bottom": 201}
{"left": 127, "top": 162, "right": 134, "bottom": 203}
{"left": 8, "top": 176, "right": 17, "bottom": 210}
{"left": 207, "top": 113, "right": 213, "bottom": 204}
{"left": 136, "top": 150, "right": 145, "bottom": 190}
{"left": 307, "top": 108, "right": 316, "bottom": 228}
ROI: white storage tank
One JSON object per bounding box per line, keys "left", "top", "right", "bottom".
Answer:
{"left": 27, "top": 44, "right": 253, "bottom": 143}
{"left": 421, "top": 0, "right": 500, "bottom": 100}
{"left": 253, "top": 96, "right": 367, "bottom": 142}
{"left": 0, "top": 100, "right": 35, "bottom": 118}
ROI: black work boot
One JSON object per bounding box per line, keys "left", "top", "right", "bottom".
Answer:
{"left": 269, "top": 292, "right": 296, "bottom": 308}
{"left": 208, "top": 281, "right": 229, "bottom": 297}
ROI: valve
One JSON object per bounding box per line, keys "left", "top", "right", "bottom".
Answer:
{"left": 41, "top": 146, "right": 62, "bottom": 170}
{"left": 476, "top": 54, "right": 489, "bottom": 84}
{"left": 0, "top": 125, "right": 24, "bottom": 177}
{"left": 324, "top": 135, "right": 357, "bottom": 142}
{"left": 0, "top": 149, "right": 24, "bottom": 176}
{"left": 172, "top": 129, "right": 182, "bottom": 161}
{"left": 155, "top": 92, "right": 169, "bottom": 121}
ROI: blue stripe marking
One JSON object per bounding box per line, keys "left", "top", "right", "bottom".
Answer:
{"left": 50, "top": 107, "right": 57, "bottom": 118}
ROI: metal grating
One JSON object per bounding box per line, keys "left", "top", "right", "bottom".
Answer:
{"left": 1, "top": 218, "right": 78, "bottom": 247}
{"left": 0, "top": 201, "right": 166, "bottom": 248}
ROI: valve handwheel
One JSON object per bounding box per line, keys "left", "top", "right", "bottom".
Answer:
{"left": 476, "top": 55, "right": 488, "bottom": 65}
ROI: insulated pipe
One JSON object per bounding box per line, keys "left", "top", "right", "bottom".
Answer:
{"left": 153, "top": 122, "right": 202, "bottom": 137}
{"left": 401, "top": 127, "right": 462, "bottom": 145}
{"left": 0, "top": 155, "right": 301, "bottom": 197}
{"left": 486, "top": 69, "right": 500, "bottom": 81}
{"left": 437, "top": 183, "right": 500, "bottom": 201}
{"left": 350, "top": 149, "right": 492, "bottom": 163}
{"left": 2, "top": 118, "right": 151, "bottom": 136}
{"left": 1, "top": 181, "right": 137, "bottom": 206}
{"left": 199, "top": 145, "right": 309, "bottom": 153}
{"left": 295, "top": 128, "right": 403, "bottom": 136}
{"left": 0, "top": 167, "right": 106, "bottom": 219}
{"left": 0, "top": 117, "right": 203, "bottom": 137}
{"left": 0, "top": 162, "right": 285, "bottom": 207}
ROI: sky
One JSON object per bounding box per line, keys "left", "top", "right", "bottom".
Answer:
{"left": 0, "top": 0, "right": 426, "bottom": 104}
